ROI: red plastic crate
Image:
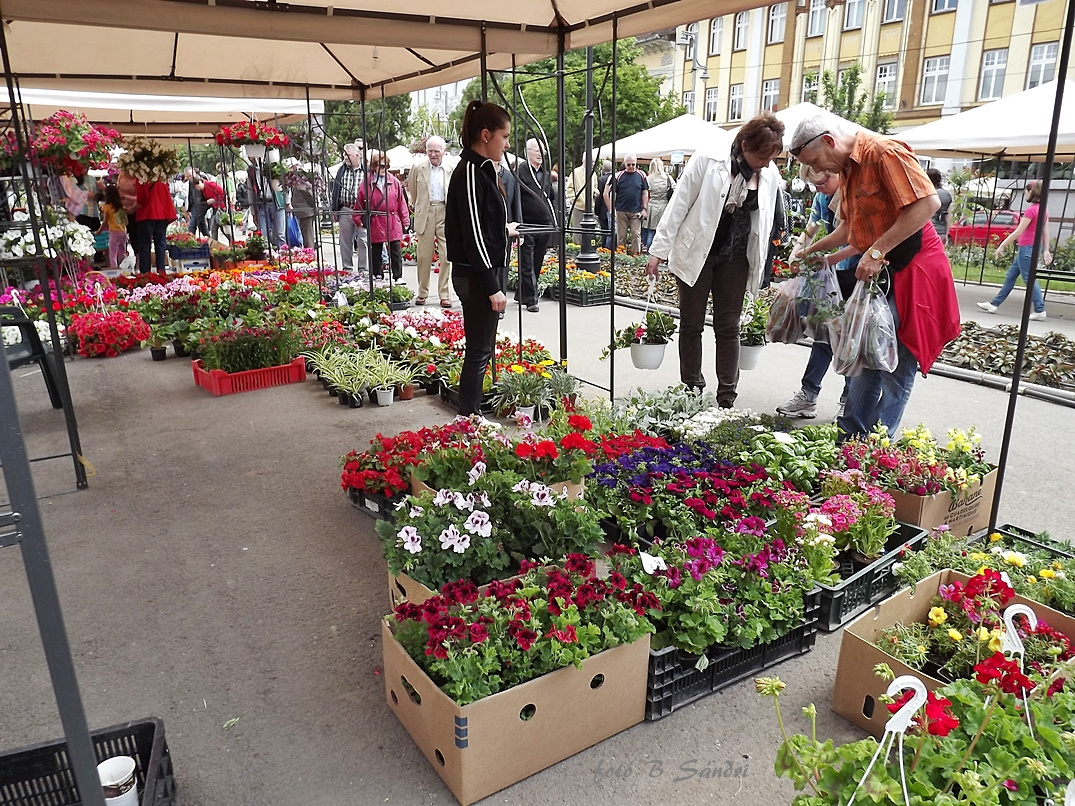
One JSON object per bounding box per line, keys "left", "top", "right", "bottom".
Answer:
{"left": 192, "top": 357, "right": 306, "bottom": 396}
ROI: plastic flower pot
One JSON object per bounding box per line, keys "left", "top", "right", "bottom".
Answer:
{"left": 375, "top": 387, "right": 395, "bottom": 407}
{"left": 149, "top": 346, "right": 167, "bottom": 362}
{"left": 243, "top": 143, "right": 266, "bottom": 160}
{"left": 398, "top": 383, "right": 415, "bottom": 401}
{"left": 630, "top": 342, "right": 666, "bottom": 370}
{"left": 516, "top": 404, "right": 536, "bottom": 421}
{"left": 738, "top": 343, "right": 764, "bottom": 371}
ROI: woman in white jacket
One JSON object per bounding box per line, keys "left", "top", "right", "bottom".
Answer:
{"left": 645, "top": 113, "right": 784, "bottom": 408}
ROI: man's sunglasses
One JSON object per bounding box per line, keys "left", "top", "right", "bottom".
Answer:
{"left": 790, "top": 131, "right": 828, "bottom": 158}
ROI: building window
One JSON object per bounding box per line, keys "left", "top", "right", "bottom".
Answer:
{"left": 734, "top": 12, "right": 749, "bottom": 51}
{"left": 729, "top": 84, "right": 744, "bottom": 121}
{"left": 762, "top": 79, "right": 780, "bottom": 112}
{"left": 807, "top": 0, "right": 825, "bottom": 37}
{"left": 684, "top": 23, "right": 698, "bottom": 61}
{"left": 1028, "top": 42, "right": 1058, "bottom": 89}
{"left": 802, "top": 72, "right": 819, "bottom": 104}
{"left": 768, "top": 4, "right": 786, "bottom": 44}
{"left": 683, "top": 91, "right": 695, "bottom": 115}
{"left": 876, "top": 62, "right": 898, "bottom": 109}
{"left": 709, "top": 17, "right": 723, "bottom": 56}
{"left": 704, "top": 87, "right": 720, "bottom": 122}
{"left": 920, "top": 55, "right": 949, "bottom": 105}
{"left": 844, "top": 0, "right": 863, "bottom": 29}
{"left": 882, "top": 0, "right": 906, "bottom": 22}
{"left": 979, "top": 49, "right": 1007, "bottom": 101}
{"left": 932, "top": 0, "right": 957, "bottom": 11}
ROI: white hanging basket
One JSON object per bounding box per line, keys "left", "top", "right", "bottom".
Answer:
{"left": 243, "top": 143, "right": 266, "bottom": 161}
{"left": 739, "top": 343, "right": 764, "bottom": 371}
{"left": 630, "top": 342, "right": 666, "bottom": 370}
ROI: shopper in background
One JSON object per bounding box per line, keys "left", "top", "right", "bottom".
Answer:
{"left": 604, "top": 154, "right": 649, "bottom": 256}
{"left": 97, "top": 184, "right": 128, "bottom": 269}
{"left": 641, "top": 158, "right": 675, "bottom": 253}
{"left": 355, "top": 149, "right": 410, "bottom": 281}
{"left": 977, "top": 180, "right": 1051, "bottom": 320}
{"left": 330, "top": 142, "right": 368, "bottom": 273}
{"left": 927, "top": 168, "right": 952, "bottom": 242}
{"left": 645, "top": 113, "right": 785, "bottom": 408}
{"left": 408, "top": 135, "right": 455, "bottom": 307}
{"left": 134, "top": 176, "right": 177, "bottom": 274}
{"left": 444, "top": 100, "right": 518, "bottom": 416}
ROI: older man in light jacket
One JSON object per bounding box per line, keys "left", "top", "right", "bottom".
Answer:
{"left": 645, "top": 113, "right": 785, "bottom": 408}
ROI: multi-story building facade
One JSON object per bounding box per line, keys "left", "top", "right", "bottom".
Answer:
{"left": 675, "top": 0, "right": 1072, "bottom": 131}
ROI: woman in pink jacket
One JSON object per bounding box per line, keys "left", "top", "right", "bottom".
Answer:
{"left": 354, "top": 150, "right": 410, "bottom": 280}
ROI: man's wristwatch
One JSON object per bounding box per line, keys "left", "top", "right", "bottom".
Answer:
{"left": 868, "top": 247, "right": 885, "bottom": 261}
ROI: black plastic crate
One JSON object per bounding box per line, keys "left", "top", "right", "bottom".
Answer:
{"left": 347, "top": 487, "right": 405, "bottom": 520}
{"left": 644, "top": 588, "right": 820, "bottom": 721}
{"left": 996, "top": 523, "right": 1075, "bottom": 559}
{"left": 440, "top": 384, "right": 495, "bottom": 414}
{"left": 549, "top": 287, "right": 611, "bottom": 307}
{"left": 817, "top": 521, "right": 928, "bottom": 632}
{"left": 0, "top": 717, "right": 175, "bottom": 806}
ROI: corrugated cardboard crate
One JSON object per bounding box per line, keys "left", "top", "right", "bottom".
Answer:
{"left": 889, "top": 467, "right": 998, "bottom": 537}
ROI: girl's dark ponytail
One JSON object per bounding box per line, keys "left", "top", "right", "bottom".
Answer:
{"left": 459, "top": 100, "right": 510, "bottom": 148}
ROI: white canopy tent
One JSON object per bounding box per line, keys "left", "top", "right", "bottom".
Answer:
{"left": 897, "top": 80, "right": 1075, "bottom": 159}
{"left": 384, "top": 145, "right": 416, "bottom": 172}
{"left": 594, "top": 114, "right": 733, "bottom": 161}
{"left": 1, "top": 0, "right": 761, "bottom": 100}
{"left": 729, "top": 102, "right": 868, "bottom": 151}
{"left": 9, "top": 88, "right": 325, "bottom": 140}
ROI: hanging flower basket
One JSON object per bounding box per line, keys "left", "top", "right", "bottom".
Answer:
{"left": 738, "top": 343, "right": 764, "bottom": 371}
{"left": 30, "top": 111, "right": 120, "bottom": 176}
{"left": 116, "top": 135, "right": 181, "bottom": 184}
{"left": 215, "top": 121, "right": 290, "bottom": 151}
{"left": 630, "top": 342, "right": 666, "bottom": 370}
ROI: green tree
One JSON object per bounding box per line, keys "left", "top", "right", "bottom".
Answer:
{"left": 324, "top": 96, "right": 413, "bottom": 158}
{"left": 811, "top": 63, "right": 894, "bottom": 134}
{"left": 176, "top": 144, "right": 229, "bottom": 175}
{"left": 449, "top": 40, "right": 685, "bottom": 169}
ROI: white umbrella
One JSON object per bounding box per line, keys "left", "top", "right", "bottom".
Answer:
{"left": 593, "top": 114, "right": 732, "bottom": 161}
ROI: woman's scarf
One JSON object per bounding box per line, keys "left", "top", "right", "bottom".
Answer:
{"left": 724, "top": 144, "right": 756, "bottom": 214}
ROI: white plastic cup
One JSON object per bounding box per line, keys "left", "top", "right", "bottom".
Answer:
{"left": 97, "top": 755, "right": 139, "bottom": 806}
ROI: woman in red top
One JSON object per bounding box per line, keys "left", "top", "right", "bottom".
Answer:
{"left": 134, "top": 178, "right": 177, "bottom": 274}
{"left": 354, "top": 150, "right": 410, "bottom": 280}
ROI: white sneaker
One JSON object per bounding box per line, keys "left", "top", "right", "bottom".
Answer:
{"left": 976, "top": 302, "right": 998, "bottom": 313}
{"left": 1029, "top": 311, "right": 1046, "bottom": 321}
{"left": 776, "top": 390, "right": 817, "bottom": 419}
{"left": 836, "top": 393, "right": 847, "bottom": 419}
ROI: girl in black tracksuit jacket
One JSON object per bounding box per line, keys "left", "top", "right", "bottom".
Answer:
{"left": 445, "top": 100, "right": 513, "bottom": 416}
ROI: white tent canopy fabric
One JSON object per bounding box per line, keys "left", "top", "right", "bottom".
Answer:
{"left": 2, "top": 0, "right": 761, "bottom": 99}
{"left": 594, "top": 115, "right": 733, "bottom": 161}
{"left": 729, "top": 102, "right": 868, "bottom": 151}
{"left": 897, "top": 80, "right": 1075, "bottom": 159}
{"left": 11, "top": 88, "right": 325, "bottom": 140}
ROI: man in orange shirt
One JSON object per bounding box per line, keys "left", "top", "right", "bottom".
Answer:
{"left": 791, "top": 114, "right": 960, "bottom": 438}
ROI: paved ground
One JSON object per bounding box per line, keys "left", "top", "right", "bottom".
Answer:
{"left": 2, "top": 265, "right": 1073, "bottom": 806}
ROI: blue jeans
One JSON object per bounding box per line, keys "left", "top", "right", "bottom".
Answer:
{"left": 642, "top": 227, "right": 655, "bottom": 250}
{"left": 837, "top": 294, "right": 919, "bottom": 439}
{"left": 990, "top": 245, "right": 1045, "bottom": 313}
{"left": 801, "top": 341, "right": 850, "bottom": 400}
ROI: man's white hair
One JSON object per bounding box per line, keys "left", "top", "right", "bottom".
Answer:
{"left": 791, "top": 113, "right": 848, "bottom": 154}
{"left": 426, "top": 136, "right": 446, "bottom": 150}
{"left": 526, "top": 138, "right": 542, "bottom": 152}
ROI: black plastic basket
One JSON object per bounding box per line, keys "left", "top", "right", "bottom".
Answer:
{"left": 0, "top": 717, "right": 175, "bottom": 806}
{"left": 995, "top": 524, "right": 1075, "bottom": 559}
{"left": 439, "top": 384, "right": 494, "bottom": 414}
{"left": 644, "top": 588, "right": 820, "bottom": 721}
{"left": 817, "top": 521, "right": 929, "bottom": 632}
{"left": 347, "top": 487, "right": 404, "bottom": 521}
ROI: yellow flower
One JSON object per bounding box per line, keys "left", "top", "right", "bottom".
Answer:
{"left": 988, "top": 630, "right": 1003, "bottom": 653}
{"left": 1002, "top": 550, "right": 1027, "bottom": 568}
{"left": 977, "top": 565, "right": 989, "bottom": 576}
{"left": 1027, "top": 575, "right": 1038, "bottom": 584}
{"left": 989, "top": 532, "right": 1002, "bottom": 543}
{"left": 977, "top": 626, "right": 991, "bottom": 643}
{"left": 948, "top": 628, "right": 963, "bottom": 642}
{"left": 916, "top": 645, "right": 927, "bottom": 655}
{"left": 1054, "top": 560, "right": 1064, "bottom": 570}
{"left": 1040, "top": 568, "right": 1056, "bottom": 579}
{"left": 928, "top": 607, "right": 948, "bottom": 627}
{"left": 510, "top": 364, "right": 525, "bottom": 374}
{"left": 969, "top": 552, "right": 990, "bottom": 562}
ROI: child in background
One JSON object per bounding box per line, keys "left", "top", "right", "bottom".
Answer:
{"left": 98, "top": 184, "right": 129, "bottom": 269}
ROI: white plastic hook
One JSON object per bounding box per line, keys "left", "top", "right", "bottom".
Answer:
{"left": 1000, "top": 603, "right": 1037, "bottom": 660}
{"left": 846, "top": 675, "right": 926, "bottom": 806}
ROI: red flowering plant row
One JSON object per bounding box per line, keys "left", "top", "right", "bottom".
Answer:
{"left": 606, "top": 526, "right": 818, "bottom": 654}
{"left": 761, "top": 650, "right": 1075, "bottom": 806}
{"left": 215, "top": 121, "right": 290, "bottom": 148}
{"left": 68, "top": 311, "right": 150, "bottom": 358}
{"left": 587, "top": 439, "right": 793, "bottom": 543}
{"left": 389, "top": 557, "right": 657, "bottom": 705}
{"left": 875, "top": 569, "right": 1075, "bottom": 681}
{"left": 340, "top": 416, "right": 499, "bottom": 497}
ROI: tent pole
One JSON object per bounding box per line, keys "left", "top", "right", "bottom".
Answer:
{"left": 989, "top": 0, "right": 1075, "bottom": 532}
{"left": 481, "top": 25, "right": 488, "bottom": 100}
{"left": 360, "top": 86, "right": 371, "bottom": 294}
{"left": 609, "top": 17, "right": 619, "bottom": 401}
{"left": 305, "top": 85, "right": 323, "bottom": 296}
{"left": 556, "top": 28, "right": 568, "bottom": 365}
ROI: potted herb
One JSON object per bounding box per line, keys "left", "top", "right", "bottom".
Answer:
{"left": 141, "top": 322, "right": 173, "bottom": 362}
{"left": 600, "top": 309, "right": 677, "bottom": 369}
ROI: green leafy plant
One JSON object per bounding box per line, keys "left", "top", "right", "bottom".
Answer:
{"left": 739, "top": 288, "right": 773, "bottom": 347}
{"left": 489, "top": 362, "right": 554, "bottom": 412}
{"left": 197, "top": 324, "right": 297, "bottom": 373}
{"left": 738, "top": 425, "right": 840, "bottom": 493}
{"left": 599, "top": 310, "right": 677, "bottom": 360}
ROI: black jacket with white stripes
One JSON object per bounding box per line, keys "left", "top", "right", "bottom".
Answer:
{"left": 445, "top": 147, "right": 509, "bottom": 298}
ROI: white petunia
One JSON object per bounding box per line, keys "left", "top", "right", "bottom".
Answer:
{"left": 409, "top": 505, "right": 424, "bottom": 518}
{"left": 531, "top": 487, "right": 556, "bottom": 507}
{"left": 453, "top": 492, "right": 474, "bottom": 511}
{"left": 512, "top": 479, "right": 533, "bottom": 493}
{"left": 428, "top": 335, "right": 441, "bottom": 347}
{"left": 464, "top": 510, "right": 492, "bottom": 538}
{"left": 433, "top": 489, "right": 454, "bottom": 506}
{"left": 477, "top": 492, "right": 492, "bottom": 508}
{"left": 640, "top": 552, "right": 668, "bottom": 575}
{"left": 467, "top": 462, "right": 486, "bottom": 485}
{"left": 439, "top": 524, "right": 462, "bottom": 551}
{"left": 398, "top": 526, "right": 422, "bottom": 554}
{"left": 452, "top": 532, "right": 471, "bottom": 553}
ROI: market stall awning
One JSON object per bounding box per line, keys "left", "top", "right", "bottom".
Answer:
{"left": 0, "top": 0, "right": 760, "bottom": 99}
{"left": 897, "top": 80, "right": 1075, "bottom": 159}
{"left": 594, "top": 115, "right": 733, "bottom": 161}
{"left": 9, "top": 88, "right": 325, "bottom": 140}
